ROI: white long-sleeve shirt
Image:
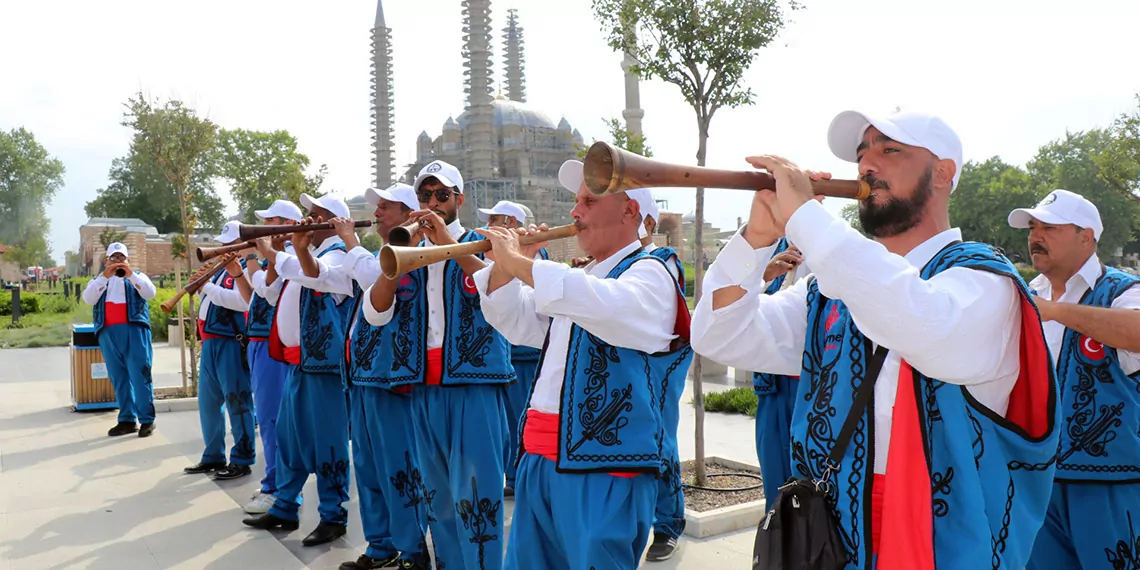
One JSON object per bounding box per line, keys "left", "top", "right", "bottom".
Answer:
{"left": 1029, "top": 253, "right": 1140, "bottom": 374}
{"left": 691, "top": 200, "right": 1022, "bottom": 474}
{"left": 82, "top": 272, "right": 158, "bottom": 304}
{"left": 252, "top": 243, "right": 295, "bottom": 307}
{"left": 362, "top": 219, "right": 467, "bottom": 350}
{"left": 474, "top": 240, "right": 678, "bottom": 414}
{"left": 198, "top": 271, "right": 250, "bottom": 318}
{"left": 334, "top": 245, "right": 384, "bottom": 343}
{"left": 273, "top": 236, "right": 350, "bottom": 348}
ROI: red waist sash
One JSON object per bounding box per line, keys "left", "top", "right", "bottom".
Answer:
{"left": 426, "top": 348, "right": 442, "bottom": 385}
{"left": 522, "top": 410, "right": 638, "bottom": 478}
{"left": 283, "top": 346, "right": 301, "bottom": 365}
{"left": 103, "top": 302, "right": 128, "bottom": 326}
{"left": 197, "top": 320, "right": 230, "bottom": 341}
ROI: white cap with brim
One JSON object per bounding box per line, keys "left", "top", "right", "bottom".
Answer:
{"left": 216, "top": 221, "right": 242, "bottom": 244}
{"left": 559, "top": 160, "right": 585, "bottom": 193}
{"left": 366, "top": 183, "right": 419, "bottom": 212}
{"left": 412, "top": 160, "right": 464, "bottom": 194}
{"left": 827, "top": 109, "right": 964, "bottom": 191}
{"left": 1008, "top": 189, "right": 1103, "bottom": 241}
{"left": 300, "top": 193, "right": 351, "bottom": 220}
{"left": 477, "top": 200, "right": 529, "bottom": 225}
{"left": 255, "top": 199, "right": 304, "bottom": 222}
{"left": 106, "top": 242, "right": 129, "bottom": 258}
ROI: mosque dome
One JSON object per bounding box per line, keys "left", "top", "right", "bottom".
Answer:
{"left": 457, "top": 98, "right": 558, "bottom": 130}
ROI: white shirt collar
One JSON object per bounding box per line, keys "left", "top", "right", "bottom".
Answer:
{"left": 1029, "top": 253, "right": 1102, "bottom": 296}
{"left": 642, "top": 242, "right": 659, "bottom": 253}
{"left": 905, "top": 228, "right": 964, "bottom": 270}
{"left": 585, "top": 240, "right": 644, "bottom": 277}
{"left": 314, "top": 235, "right": 345, "bottom": 254}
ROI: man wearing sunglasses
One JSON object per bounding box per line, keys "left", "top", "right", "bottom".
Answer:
{"left": 362, "top": 160, "right": 515, "bottom": 570}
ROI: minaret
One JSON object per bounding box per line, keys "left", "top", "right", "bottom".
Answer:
{"left": 462, "top": 0, "right": 495, "bottom": 179}
{"left": 371, "top": 0, "right": 395, "bottom": 188}
{"left": 620, "top": 25, "right": 644, "bottom": 137}
{"left": 502, "top": 9, "right": 526, "bottom": 103}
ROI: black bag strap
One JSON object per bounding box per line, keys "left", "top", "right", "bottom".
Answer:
{"left": 825, "top": 342, "right": 889, "bottom": 472}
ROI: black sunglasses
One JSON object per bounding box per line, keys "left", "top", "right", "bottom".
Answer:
{"left": 417, "top": 188, "right": 455, "bottom": 203}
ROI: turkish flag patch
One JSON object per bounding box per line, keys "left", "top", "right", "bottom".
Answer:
{"left": 462, "top": 275, "right": 478, "bottom": 295}
{"left": 223, "top": 275, "right": 235, "bottom": 288}
{"left": 1079, "top": 336, "right": 1106, "bottom": 361}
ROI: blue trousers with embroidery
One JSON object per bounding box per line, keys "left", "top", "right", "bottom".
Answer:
{"left": 653, "top": 400, "right": 685, "bottom": 539}
{"left": 269, "top": 367, "right": 351, "bottom": 525}
{"left": 246, "top": 340, "right": 288, "bottom": 494}
{"left": 755, "top": 376, "right": 797, "bottom": 501}
{"left": 349, "top": 384, "right": 429, "bottom": 563}
{"left": 1027, "top": 481, "right": 1140, "bottom": 570}
{"left": 505, "top": 453, "right": 657, "bottom": 570}
{"left": 412, "top": 384, "right": 507, "bottom": 570}
{"left": 504, "top": 358, "right": 539, "bottom": 488}
{"left": 97, "top": 324, "right": 155, "bottom": 424}
{"left": 198, "top": 337, "right": 255, "bottom": 466}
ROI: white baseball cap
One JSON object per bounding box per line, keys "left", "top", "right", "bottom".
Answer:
{"left": 413, "top": 160, "right": 464, "bottom": 194}
{"left": 626, "top": 188, "right": 660, "bottom": 223}
{"left": 255, "top": 199, "right": 304, "bottom": 222}
{"left": 300, "top": 193, "right": 351, "bottom": 220}
{"left": 216, "top": 221, "right": 242, "bottom": 244}
{"left": 1008, "top": 189, "right": 1103, "bottom": 241}
{"left": 366, "top": 183, "right": 419, "bottom": 212}
{"left": 559, "top": 160, "right": 585, "bottom": 194}
{"left": 827, "top": 108, "right": 964, "bottom": 191}
{"left": 477, "top": 200, "right": 528, "bottom": 225}
{"left": 106, "top": 242, "right": 129, "bottom": 258}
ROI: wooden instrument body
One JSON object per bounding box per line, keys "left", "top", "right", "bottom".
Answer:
{"left": 379, "top": 224, "right": 579, "bottom": 279}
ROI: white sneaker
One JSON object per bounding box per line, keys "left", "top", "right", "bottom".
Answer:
{"left": 243, "top": 493, "right": 277, "bottom": 514}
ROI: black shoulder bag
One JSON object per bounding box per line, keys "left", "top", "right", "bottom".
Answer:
{"left": 752, "top": 345, "right": 888, "bottom": 570}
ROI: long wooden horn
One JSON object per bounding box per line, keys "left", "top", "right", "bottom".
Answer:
{"left": 582, "top": 141, "right": 871, "bottom": 200}
{"left": 379, "top": 224, "right": 579, "bottom": 279}
{"left": 160, "top": 253, "right": 236, "bottom": 313}
{"left": 237, "top": 220, "right": 372, "bottom": 241}
{"left": 195, "top": 240, "right": 256, "bottom": 263}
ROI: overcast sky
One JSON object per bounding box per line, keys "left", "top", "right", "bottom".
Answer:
{"left": 2, "top": 0, "right": 1139, "bottom": 259}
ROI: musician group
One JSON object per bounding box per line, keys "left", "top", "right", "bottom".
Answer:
{"left": 82, "top": 105, "right": 1140, "bottom": 570}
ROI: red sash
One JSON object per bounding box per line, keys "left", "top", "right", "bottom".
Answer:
{"left": 197, "top": 320, "right": 228, "bottom": 341}
{"left": 103, "top": 302, "right": 128, "bottom": 326}
{"left": 425, "top": 348, "right": 442, "bottom": 385}
{"left": 268, "top": 281, "right": 289, "bottom": 363}
{"left": 283, "top": 346, "right": 301, "bottom": 365}
{"left": 522, "top": 410, "right": 638, "bottom": 478}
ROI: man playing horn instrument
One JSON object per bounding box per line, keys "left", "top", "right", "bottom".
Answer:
{"left": 361, "top": 160, "right": 514, "bottom": 570}
{"left": 473, "top": 159, "right": 693, "bottom": 570}
{"left": 243, "top": 194, "right": 356, "bottom": 547}
{"left": 690, "top": 109, "right": 1059, "bottom": 570}
{"left": 331, "top": 183, "right": 431, "bottom": 570}
{"left": 241, "top": 199, "right": 303, "bottom": 514}
{"left": 81, "top": 242, "right": 158, "bottom": 438}
{"left": 182, "top": 221, "right": 257, "bottom": 482}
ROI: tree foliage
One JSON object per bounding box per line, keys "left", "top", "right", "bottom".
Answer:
{"left": 85, "top": 151, "right": 225, "bottom": 234}
{"left": 575, "top": 118, "right": 653, "bottom": 159}
{"left": 213, "top": 129, "right": 327, "bottom": 222}
{"left": 1096, "top": 94, "right": 1140, "bottom": 202}
{"left": 0, "top": 127, "right": 65, "bottom": 268}
{"left": 98, "top": 226, "right": 128, "bottom": 249}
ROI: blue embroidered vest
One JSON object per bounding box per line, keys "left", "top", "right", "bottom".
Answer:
{"left": 753, "top": 238, "right": 793, "bottom": 396}
{"left": 299, "top": 242, "right": 353, "bottom": 375}
{"left": 247, "top": 260, "right": 275, "bottom": 339}
{"left": 647, "top": 246, "right": 686, "bottom": 290}
{"left": 791, "top": 242, "right": 1059, "bottom": 570}
{"left": 345, "top": 251, "right": 397, "bottom": 389}
{"left": 511, "top": 247, "right": 550, "bottom": 362}
{"left": 541, "top": 251, "right": 693, "bottom": 474}
{"left": 202, "top": 262, "right": 246, "bottom": 339}
{"left": 368, "top": 231, "right": 515, "bottom": 387}
{"left": 91, "top": 274, "right": 150, "bottom": 336}
{"left": 1053, "top": 266, "right": 1140, "bottom": 482}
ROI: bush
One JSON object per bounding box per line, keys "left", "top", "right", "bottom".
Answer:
{"left": 1017, "top": 266, "right": 1040, "bottom": 284}
{"left": 701, "top": 386, "right": 758, "bottom": 417}
{"left": 40, "top": 294, "right": 77, "bottom": 314}
{"left": 0, "top": 291, "right": 41, "bottom": 316}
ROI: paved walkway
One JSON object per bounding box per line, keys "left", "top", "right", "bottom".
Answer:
{"left": 0, "top": 345, "right": 757, "bottom": 569}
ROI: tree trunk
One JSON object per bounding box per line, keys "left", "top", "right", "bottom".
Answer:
{"left": 692, "top": 116, "right": 710, "bottom": 486}
{"left": 175, "top": 181, "right": 200, "bottom": 395}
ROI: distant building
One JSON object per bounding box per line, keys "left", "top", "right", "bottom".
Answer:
{"left": 78, "top": 217, "right": 215, "bottom": 277}
{"left": 0, "top": 244, "right": 20, "bottom": 283}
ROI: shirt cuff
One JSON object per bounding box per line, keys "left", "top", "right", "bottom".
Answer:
{"left": 786, "top": 199, "right": 847, "bottom": 263}
{"left": 361, "top": 285, "right": 395, "bottom": 327}
{"left": 473, "top": 264, "right": 521, "bottom": 303}
{"left": 531, "top": 260, "right": 570, "bottom": 312}
{"left": 709, "top": 230, "right": 778, "bottom": 291}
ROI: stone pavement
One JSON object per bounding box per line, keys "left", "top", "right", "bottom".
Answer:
{"left": 0, "top": 345, "right": 758, "bottom": 569}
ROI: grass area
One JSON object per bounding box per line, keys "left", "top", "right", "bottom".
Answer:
{"left": 700, "top": 386, "right": 758, "bottom": 417}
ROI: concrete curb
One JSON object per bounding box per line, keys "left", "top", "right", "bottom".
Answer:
{"left": 156, "top": 397, "right": 198, "bottom": 413}
{"left": 683, "top": 456, "right": 767, "bottom": 539}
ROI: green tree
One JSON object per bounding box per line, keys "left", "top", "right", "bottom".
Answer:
{"left": 575, "top": 118, "right": 653, "bottom": 160}
{"left": 98, "top": 226, "right": 129, "bottom": 249}
{"left": 947, "top": 158, "right": 1038, "bottom": 262}
{"left": 122, "top": 92, "right": 218, "bottom": 394}
{"left": 213, "top": 129, "right": 327, "bottom": 222}
{"left": 84, "top": 150, "right": 225, "bottom": 234}
{"left": 839, "top": 203, "right": 865, "bottom": 236}
{"left": 592, "top": 0, "right": 800, "bottom": 484}
{"left": 1096, "top": 93, "right": 1140, "bottom": 202}
{"left": 0, "top": 127, "right": 65, "bottom": 268}
{"left": 359, "top": 231, "right": 384, "bottom": 253}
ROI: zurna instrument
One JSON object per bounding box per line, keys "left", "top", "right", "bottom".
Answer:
{"left": 379, "top": 224, "right": 580, "bottom": 279}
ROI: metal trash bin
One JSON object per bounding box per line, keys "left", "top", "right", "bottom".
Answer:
{"left": 70, "top": 323, "right": 117, "bottom": 411}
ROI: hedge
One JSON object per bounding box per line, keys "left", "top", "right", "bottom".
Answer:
{"left": 0, "top": 291, "right": 41, "bottom": 316}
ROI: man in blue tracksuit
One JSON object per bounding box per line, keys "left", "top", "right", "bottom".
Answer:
{"left": 1007, "top": 190, "right": 1140, "bottom": 570}
{"left": 82, "top": 242, "right": 158, "bottom": 437}
{"left": 477, "top": 199, "right": 548, "bottom": 498}
{"left": 184, "top": 221, "right": 257, "bottom": 481}
{"left": 242, "top": 199, "right": 303, "bottom": 514}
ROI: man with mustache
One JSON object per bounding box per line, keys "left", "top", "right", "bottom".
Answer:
{"left": 362, "top": 160, "right": 514, "bottom": 570}
{"left": 472, "top": 160, "right": 692, "bottom": 569}
{"left": 1007, "top": 190, "right": 1140, "bottom": 570}
{"left": 691, "top": 109, "right": 1059, "bottom": 569}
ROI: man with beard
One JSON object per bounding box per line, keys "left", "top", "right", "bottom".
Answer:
{"left": 1005, "top": 190, "right": 1140, "bottom": 570}
{"left": 332, "top": 183, "right": 432, "bottom": 570}
{"left": 691, "top": 109, "right": 1060, "bottom": 570}
{"left": 362, "top": 160, "right": 514, "bottom": 570}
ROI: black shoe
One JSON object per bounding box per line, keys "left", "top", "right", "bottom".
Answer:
{"left": 396, "top": 559, "right": 428, "bottom": 570}
{"left": 183, "top": 461, "right": 227, "bottom": 474}
{"left": 504, "top": 485, "right": 515, "bottom": 498}
{"left": 138, "top": 423, "right": 155, "bottom": 438}
{"left": 212, "top": 464, "right": 252, "bottom": 480}
{"left": 645, "top": 532, "right": 678, "bottom": 562}
{"left": 302, "top": 521, "right": 347, "bottom": 546}
{"left": 338, "top": 553, "right": 399, "bottom": 569}
{"left": 108, "top": 422, "right": 137, "bottom": 437}
{"left": 242, "top": 513, "right": 300, "bottom": 531}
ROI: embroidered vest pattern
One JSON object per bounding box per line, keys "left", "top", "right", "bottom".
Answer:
{"left": 511, "top": 247, "right": 550, "bottom": 362}
{"left": 299, "top": 242, "right": 352, "bottom": 375}
{"left": 1054, "top": 266, "right": 1140, "bottom": 482}
{"left": 202, "top": 264, "right": 245, "bottom": 338}
{"left": 247, "top": 260, "right": 276, "bottom": 339}
{"left": 92, "top": 274, "right": 150, "bottom": 336}
{"left": 791, "top": 241, "right": 1059, "bottom": 570}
